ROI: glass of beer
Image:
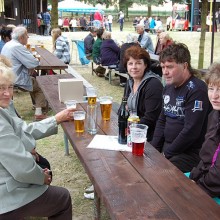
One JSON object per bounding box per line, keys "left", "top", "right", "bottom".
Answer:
{"left": 73, "top": 111, "right": 85, "bottom": 133}
{"left": 64, "top": 100, "right": 77, "bottom": 109}
{"left": 86, "top": 87, "right": 97, "bottom": 105}
{"left": 26, "top": 43, "right": 31, "bottom": 50}
{"left": 130, "top": 124, "right": 148, "bottom": 156}
{"left": 31, "top": 45, "right": 36, "bottom": 52}
{"left": 99, "top": 96, "right": 113, "bottom": 121}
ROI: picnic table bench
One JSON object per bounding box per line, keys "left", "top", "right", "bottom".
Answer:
{"left": 36, "top": 72, "right": 220, "bottom": 220}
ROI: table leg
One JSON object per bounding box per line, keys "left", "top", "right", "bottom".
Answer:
{"left": 94, "top": 189, "right": 101, "bottom": 220}
{"left": 63, "top": 133, "right": 69, "bottom": 155}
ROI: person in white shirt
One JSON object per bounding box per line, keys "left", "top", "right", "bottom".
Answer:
{"left": 69, "top": 17, "right": 77, "bottom": 32}
{"left": 58, "top": 17, "right": 63, "bottom": 29}
{"left": 108, "top": 14, "right": 113, "bottom": 32}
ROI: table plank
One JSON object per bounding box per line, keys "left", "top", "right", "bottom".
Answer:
{"left": 35, "top": 46, "right": 68, "bottom": 70}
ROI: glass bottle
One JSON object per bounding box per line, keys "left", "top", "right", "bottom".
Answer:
{"left": 118, "top": 97, "right": 129, "bottom": 144}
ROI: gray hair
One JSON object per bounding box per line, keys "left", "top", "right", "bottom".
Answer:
{"left": 11, "top": 26, "right": 27, "bottom": 40}
{"left": 136, "top": 24, "right": 144, "bottom": 30}
{"left": 126, "top": 33, "right": 138, "bottom": 43}
{"left": 0, "top": 66, "right": 15, "bottom": 83}
{"left": 102, "top": 31, "right": 111, "bottom": 40}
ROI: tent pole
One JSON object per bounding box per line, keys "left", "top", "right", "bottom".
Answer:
{"left": 211, "top": 0, "right": 216, "bottom": 64}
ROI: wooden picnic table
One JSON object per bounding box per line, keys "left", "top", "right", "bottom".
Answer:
{"left": 37, "top": 74, "right": 220, "bottom": 220}
{"left": 34, "top": 46, "right": 68, "bottom": 74}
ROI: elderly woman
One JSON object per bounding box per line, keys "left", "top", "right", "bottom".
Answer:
{"left": 188, "top": 63, "right": 220, "bottom": 205}
{"left": 100, "top": 31, "right": 120, "bottom": 66}
{"left": 0, "top": 65, "right": 73, "bottom": 218}
{"left": 122, "top": 46, "right": 163, "bottom": 141}
{"left": 155, "top": 32, "right": 173, "bottom": 55}
{"left": 118, "top": 33, "right": 140, "bottom": 87}
{"left": 51, "top": 28, "right": 70, "bottom": 64}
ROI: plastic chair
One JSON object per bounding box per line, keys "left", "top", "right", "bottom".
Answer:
{"left": 71, "top": 40, "right": 90, "bottom": 65}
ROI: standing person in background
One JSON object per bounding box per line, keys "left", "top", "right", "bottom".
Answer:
{"left": 93, "top": 10, "right": 103, "bottom": 28}
{"left": 118, "top": 11, "right": 125, "bottom": 31}
{"left": 188, "top": 63, "right": 220, "bottom": 205}
{"left": 108, "top": 14, "right": 113, "bottom": 32}
{"left": 149, "top": 17, "right": 156, "bottom": 33}
{"left": 63, "top": 17, "right": 70, "bottom": 32}
{"left": 70, "top": 17, "right": 77, "bottom": 32}
{"left": 151, "top": 43, "right": 212, "bottom": 173}
{"left": 42, "top": 10, "right": 51, "bottom": 36}
{"left": 58, "top": 17, "right": 63, "bottom": 29}
{"left": 103, "top": 16, "right": 109, "bottom": 31}
{"left": 136, "top": 24, "right": 154, "bottom": 54}
{"left": 51, "top": 28, "right": 70, "bottom": 64}
{"left": 121, "top": 46, "right": 163, "bottom": 141}
{"left": 166, "top": 15, "right": 172, "bottom": 31}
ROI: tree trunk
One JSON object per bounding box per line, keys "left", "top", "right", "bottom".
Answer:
{"left": 51, "top": 0, "right": 58, "bottom": 30}
{"left": 198, "top": 0, "right": 208, "bottom": 69}
{"left": 148, "top": 5, "right": 151, "bottom": 17}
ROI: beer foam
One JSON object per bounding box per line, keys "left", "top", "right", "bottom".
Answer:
{"left": 100, "top": 100, "right": 112, "bottom": 104}
{"left": 74, "top": 115, "right": 85, "bottom": 120}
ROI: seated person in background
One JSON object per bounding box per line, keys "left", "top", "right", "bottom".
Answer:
{"left": 1, "top": 26, "right": 47, "bottom": 121}
{"left": 92, "top": 27, "right": 106, "bottom": 77}
{"left": 136, "top": 23, "right": 154, "bottom": 54}
{"left": 51, "top": 28, "right": 70, "bottom": 64}
{"left": 0, "top": 26, "right": 13, "bottom": 53}
{"left": 0, "top": 65, "right": 73, "bottom": 219}
{"left": 188, "top": 63, "right": 220, "bottom": 205}
{"left": 122, "top": 46, "right": 163, "bottom": 141}
{"left": 84, "top": 27, "right": 97, "bottom": 59}
{"left": 151, "top": 43, "right": 212, "bottom": 173}
{"left": 100, "top": 31, "right": 120, "bottom": 67}
{"left": 118, "top": 33, "right": 140, "bottom": 87}
{"left": 158, "top": 32, "right": 173, "bottom": 53}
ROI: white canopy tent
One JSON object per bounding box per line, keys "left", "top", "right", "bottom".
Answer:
{"left": 48, "top": 0, "right": 103, "bottom": 14}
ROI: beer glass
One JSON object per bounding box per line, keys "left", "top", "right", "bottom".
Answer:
{"left": 26, "top": 43, "right": 31, "bottom": 50}
{"left": 73, "top": 111, "right": 85, "bottom": 133}
{"left": 31, "top": 45, "right": 36, "bottom": 52}
{"left": 86, "top": 87, "right": 97, "bottom": 105}
{"left": 130, "top": 124, "right": 148, "bottom": 156}
{"left": 64, "top": 100, "right": 77, "bottom": 109}
{"left": 99, "top": 96, "right": 113, "bottom": 121}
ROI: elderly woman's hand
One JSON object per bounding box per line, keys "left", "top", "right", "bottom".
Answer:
{"left": 55, "top": 108, "right": 75, "bottom": 124}
{"left": 43, "top": 168, "right": 52, "bottom": 185}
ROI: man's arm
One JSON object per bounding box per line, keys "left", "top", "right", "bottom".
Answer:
{"left": 14, "top": 45, "right": 39, "bottom": 69}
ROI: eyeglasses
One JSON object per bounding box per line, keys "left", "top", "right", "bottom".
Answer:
{"left": 0, "top": 85, "right": 14, "bottom": 93}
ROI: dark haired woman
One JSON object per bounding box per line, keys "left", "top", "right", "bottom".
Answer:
{"left": 122, "top": 45, "right": 163, "bottom": 141}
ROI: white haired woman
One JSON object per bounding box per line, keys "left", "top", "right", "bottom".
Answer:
{"left": 0, "top": 65, "right": 74, "bottom": 219}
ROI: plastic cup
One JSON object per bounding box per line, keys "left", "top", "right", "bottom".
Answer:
{"left": 73, "top": 111, "right": 85, "bottom": 133}
{"left": 130, "top": 124, "right": 148, "bottom": 156}
{"left": 64, "top": 100, "right": 77, "bottom": 109}
{"left": 99, "top": 96, "right": 113, "bottom": 121}
{"left": 86, "top": 87, "right": 97, "bottom": 105}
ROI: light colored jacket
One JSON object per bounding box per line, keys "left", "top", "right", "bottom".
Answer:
{"left": 139, "top": 31, "right": 154, "bottom": 54}
{"left": 1, "top": 39, "right": 39, "bottom": 91}
{"left": 0, "top": 106, "right": 58, "bottom": 214}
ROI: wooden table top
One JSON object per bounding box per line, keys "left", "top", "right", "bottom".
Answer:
{"left": 37, "top": 74, "right": 220, "bottom": 220}
{"left": 35, "top": 46, "right": 68, "bottom": 70}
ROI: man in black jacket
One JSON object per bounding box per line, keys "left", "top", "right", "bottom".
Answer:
{"left": 84, "top": 27, "right": 97, "bottom": 59}
{"left": 151, "top": 43, "right": 212, "bottom": 173}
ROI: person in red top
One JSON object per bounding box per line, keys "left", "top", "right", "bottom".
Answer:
{"left": 63, "top": 17, "right": 70, "bottom": 32}
{"left": 155, "top": 32, "right": 173, "bottom": 55}
{"left": 93, "top": 10, "right": 103, "bottom": 28}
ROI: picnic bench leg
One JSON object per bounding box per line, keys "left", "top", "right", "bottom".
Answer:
{"left": 109, "top": 70, "right": 112, "bottom": 84}
{"left": 63, "top": 133, "right": 69, "bottom": 155}
{"left": 94, "top": 189, "right": 101, "bottom": 220}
